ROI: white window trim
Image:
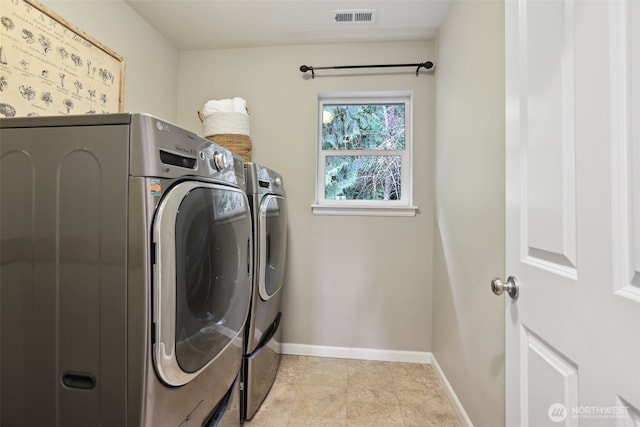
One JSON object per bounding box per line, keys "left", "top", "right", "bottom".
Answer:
{"left": 312, "top": 91, "right": 417, "bottom": 217}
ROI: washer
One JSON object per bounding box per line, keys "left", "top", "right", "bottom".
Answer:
{"left": 241, "top": 162, "right": 288, "bottom": 421}
{"left": 0, "top": 113, "right": 252, "bottom": 426}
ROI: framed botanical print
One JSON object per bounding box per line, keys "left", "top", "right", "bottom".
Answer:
{"left": 0, "top": 0, "right": 125, "bottom": 117}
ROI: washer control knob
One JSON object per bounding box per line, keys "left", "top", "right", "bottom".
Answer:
{"left": 211, "top": 151, "right": 226, "bottom": 171}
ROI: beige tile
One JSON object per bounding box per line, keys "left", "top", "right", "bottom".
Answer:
{"left": 397, "top": 387, "right": 461, "bottom": 427}
{"left": 423, "top": 364, "right": 437, "bottom": 377}
{"left": 347, "top": 384, "right": 404, "bottom": 424}
{"left": 248, "top": 355, "right": 462, "bottom": 427}
{"left": 304, "top": 356, "right": 348, "bottom": 371}
{"left": 389, "top": 362, "right": 433, "bottom": 391}
{"left": 346, "top": 420, "right": 404, "bottom": 427}
{"left": 423, "top": 366, "right": 444, "bottom": 384}
{"left": 258, "top": 377, "right": 297, "bottom": 414}
{"left": 292, "top": 384, "right": 347, "bottom": 419}
{"left": 274, "top": 355, "right": 308, "bottom": 386}
{"left": 421, "top": 412, "right": 462, "bottom": 427}
{"left": 286, "top": 415, "right": 348, "bottom": 426}
{"left": 300, "top": 357, "right": 348, "bottom": 387}
{"left": 244, "top": 407, "right": 290, "bottom": 426}
{"left": 348, "top": 359, "right": 396, "bottom": 390}
{"left": 280, "top": 354, "right": 308, "bottom": 369}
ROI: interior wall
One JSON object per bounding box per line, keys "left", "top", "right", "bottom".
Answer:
{"left": 433, "top": 1, "right": 505, "bottom": 426}
{"left": 42, "top": 0, "right": 179, "bottom": 121}
{"left": 178, "top": 41, "right": 435, "bottom": 353}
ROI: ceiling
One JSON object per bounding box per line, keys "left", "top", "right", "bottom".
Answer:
{"left": 124, "top": 0, "right": 453, "bottom": 50}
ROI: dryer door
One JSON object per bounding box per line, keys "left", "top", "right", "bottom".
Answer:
{"left": 153, "top": 181, "right": 252, "bottom": 386}
{"left": 258, "top": 195, "right": 287, "bottom": 300}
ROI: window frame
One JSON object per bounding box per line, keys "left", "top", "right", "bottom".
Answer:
{"left": 312, "top": 91, "right": 417, "bottom": 216}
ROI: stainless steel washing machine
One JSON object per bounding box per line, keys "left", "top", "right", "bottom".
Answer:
{"left": 241, "top": 162, "right": 288, "bottom": 421}
{"left": 0, "top": 113, "right": 252, "bottom": 426}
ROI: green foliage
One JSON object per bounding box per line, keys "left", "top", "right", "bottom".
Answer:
{"left": 325, "top": 155, "right": 402, "bottom": 201}
{"left": 322, "top": 103, "right": 405, "bottom": 151}
{"left": 322, "top": 102, "right": 405, "bottom": 201}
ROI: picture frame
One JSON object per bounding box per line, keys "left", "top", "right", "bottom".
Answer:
{"left": 0, "top": 0, "right": 125, "bottom": 117}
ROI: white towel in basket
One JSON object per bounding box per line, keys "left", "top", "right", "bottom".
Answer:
{"left": 202, "top": 97, "right": 248, "bottom": 115}
{"left": 201, "top": 97, "right": 250, "bottom": 137}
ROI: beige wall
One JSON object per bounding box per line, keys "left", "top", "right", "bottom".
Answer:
{"left": 178, "top": 42, "right": 435, "bottom": 352}
{"left": 43, "top": 0, "right": 179, "bottom": 121}
{"left": 433, "top": 1, "right": 505, "bottom": 426}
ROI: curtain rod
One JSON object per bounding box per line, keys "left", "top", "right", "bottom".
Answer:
{"left": 299, "top": 61, "right": 434, "bottom": 78}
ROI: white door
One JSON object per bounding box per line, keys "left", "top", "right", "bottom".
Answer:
{"left": 504, "top": 0, "right": 640, "bottom": 426}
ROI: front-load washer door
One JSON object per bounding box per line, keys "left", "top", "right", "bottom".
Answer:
{"left": 153, "top": 181, "right": 252, "bottom": 386}
{"left": 258, "top": 195, "right": 287, "bottom": 300}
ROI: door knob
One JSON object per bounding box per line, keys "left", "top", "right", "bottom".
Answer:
{"left": 491, "top": 276, "right": 519, "bottom": 299}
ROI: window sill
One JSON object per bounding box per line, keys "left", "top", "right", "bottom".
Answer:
{"left": 311, "top": 204, "right": 418, "bottom": 217}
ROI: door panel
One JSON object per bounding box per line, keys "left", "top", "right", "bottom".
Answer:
{"left": 506, "top": 0, "right": 640, "bottom": 425}
{"left": 611, "top": 0, "right": 640, "bottom": 296}
{"left": 521, "top": 327, "right": 578, "bottom": 427}
{"left": 521, "top": 0, "right": 577, "bottom": 277}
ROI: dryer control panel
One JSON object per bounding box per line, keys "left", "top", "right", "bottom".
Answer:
{"left": 129, "top": 113, "right": 242, "bottom": 187}
{"left": 244, "top": 162, "right": 285, "bottom": 196}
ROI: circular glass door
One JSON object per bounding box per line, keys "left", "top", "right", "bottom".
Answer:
{"left": 153, "top": 181, "right": 252, "bottom": 386}
{"left": 258, "top": 195, "right": 287, "bottom": 300}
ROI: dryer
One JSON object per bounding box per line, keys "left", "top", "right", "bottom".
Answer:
{"left": 0, "top": 113, "right": 252, "bottom": 426}
{"left": 241, "top": 163, "right": 288, "bottom": 421}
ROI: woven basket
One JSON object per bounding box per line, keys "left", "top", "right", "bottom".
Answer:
{"left": 205, "top": 134, "right": 252, "bottom": 162}
{"left": 198, "top": 111, "right": 252, "bottom": 161}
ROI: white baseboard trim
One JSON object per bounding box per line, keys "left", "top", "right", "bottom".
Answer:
{"left": 431, "top": 355, "right": 474, "bottom": 427}
{"left": 280, "top": 342, "right": 431, "bottom": 364}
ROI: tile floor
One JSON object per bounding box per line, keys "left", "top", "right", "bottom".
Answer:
{"left": 244, "top": 355, "right": 462, "bottom": 427}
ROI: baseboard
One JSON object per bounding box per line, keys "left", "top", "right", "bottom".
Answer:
{"left": 430, "top": 355, "right": 474, "bottom": 427}
{"left": 280, "top": 342, "right": 431, "bottom": 364}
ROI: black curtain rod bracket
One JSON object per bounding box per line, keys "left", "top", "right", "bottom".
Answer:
{"left": 299, "top": 61, "right": 434, "bottom": 78}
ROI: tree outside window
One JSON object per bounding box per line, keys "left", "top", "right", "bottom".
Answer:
{"left": 314, "top": 92, "right": 415, "bottom": 216}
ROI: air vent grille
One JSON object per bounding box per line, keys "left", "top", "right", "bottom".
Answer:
{"left": 333, "top": 10, "right": 377, "bottom": 24}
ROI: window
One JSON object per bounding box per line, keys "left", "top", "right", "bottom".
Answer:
{"left": 312, "top": 92, "right": 416, "bottom": 216}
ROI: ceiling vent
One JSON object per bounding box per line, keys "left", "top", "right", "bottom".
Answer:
{"left": 333, "top": 10, "right": 377, "bottom": 24}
